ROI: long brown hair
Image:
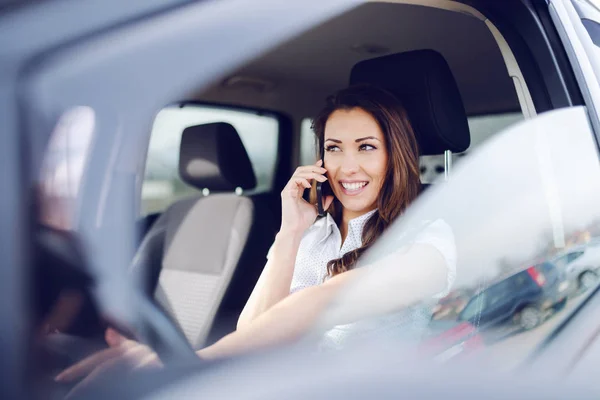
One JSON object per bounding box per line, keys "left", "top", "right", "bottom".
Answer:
{"left": 310, "top": 84, "right": 421, "bottom": 277}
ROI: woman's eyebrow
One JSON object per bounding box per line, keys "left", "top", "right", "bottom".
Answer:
{"left": 325, "top": 138, "right": 342, "bottom": 143}
{"left": 355, "top": 136, "right": 381, "bottom": 143}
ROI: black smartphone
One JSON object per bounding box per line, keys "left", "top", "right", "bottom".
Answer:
{"left": 316, "top": 155, "right": 331, "bottom": 217}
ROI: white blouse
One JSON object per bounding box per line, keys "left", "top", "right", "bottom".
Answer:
{"left": 269, "top": 210, "right": 457, "bottom": 350}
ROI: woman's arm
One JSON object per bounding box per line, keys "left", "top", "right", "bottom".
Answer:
{"left": 237, "top": 230, "right": 303, "bottom": 330}
{"left": 56, "top": 243, "right": 449, "bottom": 387}
{"left": 237, "top": 160, "right": 333, "bottom": 330}
{"left": 199, "top": 243, "right": 448, "bottom": 360}
{"left": 200, "top": 268, "right": 350, "bottom": 360}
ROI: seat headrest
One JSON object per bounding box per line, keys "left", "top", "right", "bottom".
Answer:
{"left": 350, "top": 49, "right": 470, "bottom": 155}
{"left": 179, "top": 122, "right": 256, "bottom": 191}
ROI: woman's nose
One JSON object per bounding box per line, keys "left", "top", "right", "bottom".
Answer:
{"left": 340, "top": 154, "right": 360, "bottom": 174}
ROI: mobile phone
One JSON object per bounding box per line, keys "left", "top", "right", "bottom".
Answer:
{"left": 316, "top": 155, "right": 331, "bottom": 217}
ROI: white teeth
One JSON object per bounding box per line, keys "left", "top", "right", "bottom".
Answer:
{"left": 341, "top": 182, "right": 367, "bottom": 191}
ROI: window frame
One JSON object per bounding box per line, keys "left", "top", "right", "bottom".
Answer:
{"left": 6, "top": 0, "right": 595, "bottom": 392}
{"left": 138, "top": 101, "right": 294, "bottom": 216}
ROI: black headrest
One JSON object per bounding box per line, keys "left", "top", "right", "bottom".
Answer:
{"left": 350, "top": 49, "right": 470, "bottom": 155}
{"left": 179, "top": 123, "right": 256, "bottom": 191}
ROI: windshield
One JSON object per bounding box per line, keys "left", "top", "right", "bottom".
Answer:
{"left": 311, "top": 106, "right": 600, "bottom": 368}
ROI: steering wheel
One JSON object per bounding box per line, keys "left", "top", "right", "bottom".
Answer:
{"left": 33, "top": 223, "right": 198, "bottom": 367}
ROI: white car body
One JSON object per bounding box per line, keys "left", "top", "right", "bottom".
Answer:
{"left": 552, "top": 242, "right": 600, "bottom": 288}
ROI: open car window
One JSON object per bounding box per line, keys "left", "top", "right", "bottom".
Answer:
{"left": 312, "top": 106, "right": 600, "bottom": 369}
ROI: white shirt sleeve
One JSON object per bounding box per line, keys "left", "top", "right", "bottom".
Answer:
{"left": 412, "top": 219, "right": 457, "bottom": 299}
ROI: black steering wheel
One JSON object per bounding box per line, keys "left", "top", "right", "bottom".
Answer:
{"left": 33, "top": 223, "right": 198, "bottom": 367}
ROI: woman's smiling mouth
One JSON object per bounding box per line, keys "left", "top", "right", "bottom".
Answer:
{"left": 340, "top": 181, "right": 369, "bottom": 195}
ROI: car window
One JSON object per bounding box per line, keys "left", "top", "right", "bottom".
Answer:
{"left": 486, "top": 280, "right": 512, "bottom": 306}
{"left": 554, "top": 250, "right": 585, "bottom": 268}
{"left": 568, "top": 251, "right": 585, "bottom": 262}
{"left": 513, "top": 272, "right": 529, "bottom": 288}
{"left": 553, "top": 254, "right": 571, "bottom": 269}
{"left": 460, "top": 293, "right": 486, "bottom": 321}
{"left": 39, "top": 106, "right": 96, "bottom": 230}
{"left": 300, "top": 117, "right": 318, "bottom": 165}
{"left": 418, "top": 112, "right": 524, "bottom": 183}
{"left": 299, "top": 112, "right": 524, "bottom": 182}
{"left": 141, "top": 105, "right": 279, "bottom": 215}
{"left": 314, "top": 106, "right": 600, "bottom": 370}
{"left": 538, "top": 262, "right": 560, "bottom": 281}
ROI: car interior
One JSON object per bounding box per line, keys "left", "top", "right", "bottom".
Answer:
{"left": 27, "top": 2, "right": 591, "bottom": 391}
{"left": 119, "top": 0, "right": 583, "bottom": 349}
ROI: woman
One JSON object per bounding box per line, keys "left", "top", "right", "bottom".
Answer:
{"left": 56, "top": 85, "right": 455, "bottom": 388}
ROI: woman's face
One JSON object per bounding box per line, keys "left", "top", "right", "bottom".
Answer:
{"left": 324, "top": 107, "right": 388, "bottom": 219}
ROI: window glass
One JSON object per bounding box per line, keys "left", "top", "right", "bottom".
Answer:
{"left": 568, "top": 251, "right": 585, "bottom": 263}
{"left": 300, "top": 117, "right": 317, "bottom": 166}
{"left": 419, "top": 112, "right": 524, "bottom": 183}
{"left": 553, "top": 254, "right": 571, "bottom": 269}
{"left": 539, "top": 262, "right": 554, "bottom": 274}
{"left": 513, "top": 273, "right": 528, "bottom": 288}
{"left": 142, "top": 105, "right": 279, "bottom": 215}
{"left": 460, "top": 293, "right": 485, "bottom": 321}
{"left": 486, "top": 280, "right": 511, "bottom": 306}
{"left": 553, "top": 250, "right": 586, "bottom": 268}
{"left": 317, "top": 107, "right": 600, "bottom": 370}
{"left": 39, "top": 106, "right": 96, "bottom": 230}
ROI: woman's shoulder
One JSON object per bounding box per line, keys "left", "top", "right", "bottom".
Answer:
{"left": 414, "top": 219, "right": 454, "bottom": 241}
{"left": 267, "top": 215, "right": 334, "bottom": 260}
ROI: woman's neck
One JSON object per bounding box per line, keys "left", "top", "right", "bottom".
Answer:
{"left": 339, "top": 208, "right": 375, "bottom": 244}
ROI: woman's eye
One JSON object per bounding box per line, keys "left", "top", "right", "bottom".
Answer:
{"left": 325, "top": 145, "right": 341, "bottom": 152}
{"left": 359, "top": 144, "right": 376, "bottom": 151}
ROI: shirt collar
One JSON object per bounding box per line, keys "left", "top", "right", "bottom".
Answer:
{"left": 317, "top": 209, "right": 378, "bottom": 245}
{"left": 346, "top": 209, "right": 378, "bottom": 247}
{"left": 313, "top": 213, "right": 336, "bottom": 244}
{"left": 348, "top": 209, "right": 378, "bottom": 229}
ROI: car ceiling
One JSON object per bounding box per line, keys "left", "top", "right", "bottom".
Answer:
{"left": 195, "top": 2, "right": 521, "bottom": 119}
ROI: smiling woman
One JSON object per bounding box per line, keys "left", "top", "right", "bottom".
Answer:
{"left": 56, "top": 85, "right": 456, "bottom": 386}
{"left": 310, "top": 84, "right": 422, "bottom": 276}
{"left": 235, "top": 84, "right": 455, "bottom": 349}
{"left": 322, "top": 109, "right": 388, "bottom": 219}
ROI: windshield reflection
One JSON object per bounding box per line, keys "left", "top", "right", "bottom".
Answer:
{"left": 315, "top": 107, "right": 600, "bottom": 367}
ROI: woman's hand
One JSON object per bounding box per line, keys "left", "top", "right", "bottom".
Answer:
{"left": 280, "top": 160, "right": 334, "bottom": 234}
{"left": 55, "top": 328, "right": 161, "bottom": 398}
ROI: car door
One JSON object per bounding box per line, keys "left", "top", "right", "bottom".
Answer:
{"left": 459, "top": 293, "right": 486, "bottom": 324}
{"left": 479, "top": 280, "right": 516, "bottom": 326}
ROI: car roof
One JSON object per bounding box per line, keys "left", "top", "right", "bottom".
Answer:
{"left": 194, "top": 2, "right": 520, "bottom": 119}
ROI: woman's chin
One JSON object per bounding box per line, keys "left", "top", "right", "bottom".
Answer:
{"left": 339, "top": 198, "right": 377, "bottom": 215}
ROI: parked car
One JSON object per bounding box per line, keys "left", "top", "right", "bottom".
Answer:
{"left": 431, "top": 290, "right": 471, "bottom": 320}
{"left": 420, "top": 320, "right": 484, "bottom": 363}
{"left": 551, "top": 242, "right": 600, "bottom": 291}
{"left": 458, "top": 263, "right": 569, "bottom": 332}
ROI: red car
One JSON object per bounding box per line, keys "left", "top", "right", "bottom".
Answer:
{"left": 420, "top": 320, "right": 485, "bottom": 363}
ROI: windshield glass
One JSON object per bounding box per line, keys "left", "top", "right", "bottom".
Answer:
{"left": 311, "top": 106, "right": 600, "bottom": 368}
